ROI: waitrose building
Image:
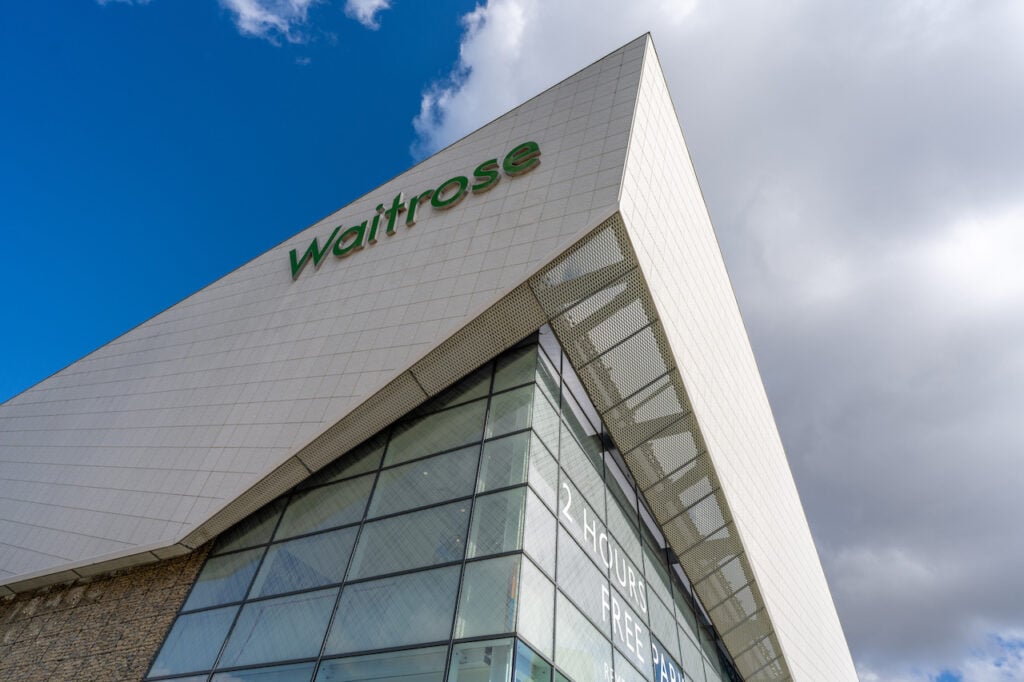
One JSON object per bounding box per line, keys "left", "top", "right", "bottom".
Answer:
{"left": 0, "top": 36, "right": 858, "bottom": 682}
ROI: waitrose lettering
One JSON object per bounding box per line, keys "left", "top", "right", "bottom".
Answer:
{"left": 289, "top": 141, "right": 541, "bottom": 279}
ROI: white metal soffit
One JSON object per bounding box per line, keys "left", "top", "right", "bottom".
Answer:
{"left": 534, "top": 216, "right": 791, "bottom": 682}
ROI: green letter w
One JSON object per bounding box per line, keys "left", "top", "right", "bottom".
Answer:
{"left": 290, "top": 226, "right": 341, "bottom": 280}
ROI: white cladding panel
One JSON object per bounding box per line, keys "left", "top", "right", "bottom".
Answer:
{"left": 0, "top": 36, "right": 646, "bottom": 584}
{"left": 618, "top": 41, "right": 857, "bottom": 680}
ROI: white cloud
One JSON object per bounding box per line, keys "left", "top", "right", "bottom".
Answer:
{"left": 219, "top": 0, "right": 319, "bottom": 43}
{"left": 411, "top": 0, "right": 697, "bottom": 157}
{"left": 344, "top": 0, "right": 391, "bottom": 29}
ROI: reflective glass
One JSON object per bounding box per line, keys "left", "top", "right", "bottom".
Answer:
{"left": 494, "top": 344, "right": 538, "bottom": 392}
{"left": 608, "top": 539, "right": 647, "bottom": 619}
{"left": 514, "top": 640, "right": 553, "bottom": 682}
{"left": 614, "top": 650, "right": 651, "bottom": 682}
{"left": 643, "top": 544, "right": 672, "bottom": 607}
{"left": 609, "top": 586, "right": 650, "bottom": 675}
{"left": 387, "top": 399, "right": 487, "bottom": 466}
{"left": 522, "top": 490, "right": 556, "bottom": 577}
{"left": 518, "top": 558, "right": 555, "bottom": 660}
{"left": 148, "top": 605, "right": 237, "bottom": 676}
{"left": 211, "top": 662, "right": 316, "bottom": 681}
{"left": 316, "top": 646, "right": 448, "bottom": 682}
{"left": 274, "top": 474, "right": 374, "bottom": 540}
{"left": 369, "top": 445, "right": 478, "bottom": 517}
{"left": 486, "top": 385, "right": 535, "bottom": 439}
{"left": 535, "top": 348, "right": 560, "bottom": 407}
{"left": 605, "top": 470, "right": 642, "bottom": 560}
{"left": 478, "top": 432, "right": 530, "bottom": 492}
{"left": 699, "top": 630, "right": 723, "bottom": 682}
{"left": 468, "top": 487, "right": 525, "bottom": 558}
{"left": 527, "top": 435, "right": 559, "bottom": 510}
{"left": 648, "top": 594, "right": 678, "bottom": 665}
{"left": 249, "top": 526, "right": 357, "bottom": 598}
{"left": 413, "top": 364, "right": 492, "bottom": 417}
{"left": 349, "top": 500, "right": 469, "bottom": 579}
{"left": 219, "top": 589, "right": 337, "bottom": 668}
{"left": 554, "top": 593, "right": 612, "bottom": 682}
{"left": 652, "top": 637, "right": 686, "bottom": 682}
{"left": 531, "top": 392, "right": 560, "bottom": 455}
{"left": 326, "top": 566, "right": 459, "bottom": 654}
{"left": 300, "top": 436, "right": 385, "bottom": 489}
{"left": 559, "top": 425, "right": 605, "bottom": 520}
{"left": 447, "top": 638, "right": 514, "bottom": 682}
{"left": 213, "top": 498, "right": 285, "bottom": 555}
{"left": 455, "top": 555, "right": 520, "bottom": 637}
{"left": 678, "top": 630, "right": 704, "bottom": 682}
{"left": 557, "top": 477, "right": 608, "bottom": 573}
{"left": 673, "top": 590, "right": 701, "bottom": 649}
{"left": 555, "top": 532, "right": 609, "bottom": 636}
{"left": 183, "top": 547, "right": 262, "bottom": 611}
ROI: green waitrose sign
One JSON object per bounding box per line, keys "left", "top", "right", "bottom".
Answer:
{"left": 289, "top": 141, "right": 542, "bottom": 279}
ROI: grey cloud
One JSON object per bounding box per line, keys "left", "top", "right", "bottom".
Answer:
{"left": 412, "top": 0, "right": 1024, "bottom": 678}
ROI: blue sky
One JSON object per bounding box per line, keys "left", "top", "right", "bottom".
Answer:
{"left": 0, "top": 0, "right": 474, "bottom": 401}
{"left": 3, "top": 2, "right": 1024, "bottom": 681}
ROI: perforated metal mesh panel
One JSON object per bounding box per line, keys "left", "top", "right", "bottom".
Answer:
{"left": 410, "top": 282, "right": 548, "bottom": 396}
{"left": 297, "top": 372, "right": 429, "bottom": 474}
{"left": 527, "top": 214, "right": 791, "bottom": 681}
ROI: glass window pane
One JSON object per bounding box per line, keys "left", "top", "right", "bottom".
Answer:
{"left": 219, "top": 589, "right": 337, "bottom": 668}
{"left": 643, "top": 544, "right": 672, "bottom": 607}
{"left": 535, "top": 348, "right": 560, "bottom": 407}
{"left": 213, "top": 498, "right": 285, "bottom": 555}
{"left": 614, "top": 650, "right": 651, "bottom": 682}
{"left": 523, "top": 490, "right": 556, "bottom": 577}
{"left": 349, "top": 501, "right": 469, "bottom": 579}
{"left": 554, "top": 593, "right": 612, "bottom": 682}
{"left": 316, "top": 646, "right": 448, "bottom": 682}
{"left": 468, "top": 487, "right": 525, "bottom": 558}
{"left": 678, "top": 630, "right": 704, "bottom": 682}
{"left": 148, "top": 605, "right": 237, "bottom": 677}
{"left": 673, "top": 590, "right": 701, "bottom": 649}
{"left": 518, "top": 558, "right": 555, "bottom": 660}
{"left": 183, "top": 547, "right": 262, "bottom": 611}
{"left": 494, "top": 344, "right": 538, "bottom": 392}
{"left": 514, "top": 639, "right": 552, "bottom": 682}
{"left": 455, "top": 555, "right": 520, "bottom": 638}
{"left": 557, "top": 477, "right": 609, "bottom": 573}
{"left": 211, "top": 662, "right": 316, "bottom": 681}
{"left": 447, "top": 638, "right": 514, "bottom": 682}
{"left": 531, "top": 392, "right": 560, "bottom": 456}
{"left": 249, "top": 526, "right": 358, "bottom": 598}
{"left": 369, "top": 446, "right": 479, "bottom": 518}
{"left": 559, "top": 425, "right": 605, "bottom": 520}
{"left": 414, "top": 364, "right": 492, "bottom": 416}
{"left": 275, "top": 473, "right": 374, "bottom": 540}
{"left": 300, "top": 436, "right": 385, "bottom": 489}
{"left": 652, "top": 637, "right": 686, "bottom": 682}
{"left": 610, "top": 586, "right": 650, "bottom": 676}
{"left": 648, "top": 594, "right": 678, "bottom": 666}
{"left": 527, "top": 434, "right": 559, "bottom": 510}
{"left": 486, "top": 385, "right": 534, "bottom": 439}
{"left": 388, "top": 399, "right": 488, "bottom": 466}
{"left": 479, "top": 432, "right": 530, "bottom": 492}
{"left": 326, "top": 566, "right": 460, "bottom": 654}
{"left": 555, "top": 531, "right": 608, "bottom": 636}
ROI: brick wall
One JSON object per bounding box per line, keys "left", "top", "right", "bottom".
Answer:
{"left": 0, "top": 547, "right": 208, "bottom": 682}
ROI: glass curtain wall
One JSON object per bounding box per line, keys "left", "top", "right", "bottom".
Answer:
{"left": 146, "top": 328, "right": 740, "bottom": 682}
